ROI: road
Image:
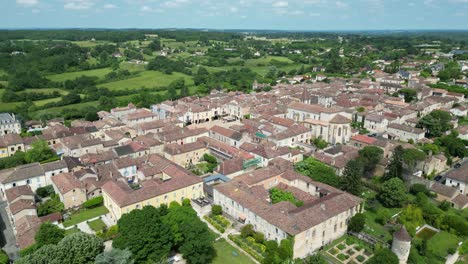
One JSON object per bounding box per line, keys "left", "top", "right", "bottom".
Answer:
{"left": 0, "top": 201, "right": 19, "bottom": 260}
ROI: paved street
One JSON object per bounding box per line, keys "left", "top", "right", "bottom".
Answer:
{"left": 0, "top": 201, "right": 19, "bottom": 260}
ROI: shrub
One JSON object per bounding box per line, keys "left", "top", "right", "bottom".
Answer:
{"left": 253, "top": 232, "right": 264, "bottom": 244}
{"left": 337, "top": 244, "right": 346, "bottom": 250}
{"left": 211, "top": 205, "right": 222, "bottom": 216}
{"left": 182, "top": 198, "right": 191, "bottom": 206}
{"left": 329, "top": 248, "right": 338, "bottom": 255}
{"left": 337, "top": 253, "right": 347, "bottom": 261}
{"left": 0, "top": 250, "right": 9, "bottom": 264}
{"left": 410, "top": 184, "right": 430, "bottom": 196}
{"left": 37, "top": 194, "right": 64, "bottom": 216}
{"left": 376, "top": 208, "right": 391, "bottom": 225}
{"left": 203, "top": 215, "right": 225, "bottom": 233}
{"left": 82, "top": 196, "right": 103, "bottom": 209}
{"left": 240, "top": 224, "right": 255, "bottom": 238}
{"left": 36, "top": 185, "right": 55, "bottom": 198}
{"left": 96, "top": 225, "right": 118, "bottom": 241}
{"left": 348, "top": 213, "right": 366, "bottom": 233}
{"left": 356, "top": 255, "right": 365, "bottom": 262}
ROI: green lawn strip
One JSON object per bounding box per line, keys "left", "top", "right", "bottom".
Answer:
{"left": 212, "top": 239, "right": 255, "bottom": 264}
{"left": 62, "top": 206, "right": 109, "bottom": 227}
{"left": 427, "top": 231, "right": 460, "bottom": 260}
{"left": 47, "top": 68, "right": 112, "bottom": 82}
{"left": 64, "top": 227, "right": 80, "bottom": 236}
{"left": 87, "top": 218, "right": 107, "bottom": 231}
{"left": 362, "top": 208, "right": 401, "bottom": 243}
{"left": 97, "top": 71, "right": 194, "bottom": 91}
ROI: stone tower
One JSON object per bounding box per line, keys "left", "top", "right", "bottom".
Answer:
{"left": 392, "top": 226, "right": 411, "bottom": 264}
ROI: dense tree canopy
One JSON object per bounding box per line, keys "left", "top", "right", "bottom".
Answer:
{"left": 417, "top": 110, "right": 453, "bottom": 138}
{"left": 378, "top": 178, "right": 407, "bottom": 208}
{"left": 340, "top": 159, "right": 363, "bottom": 195}
{"left": 295, "top": 158, "right": 340, "bottom": 187}
{"left": 113, "top": 203, "right": 215, "bottom": 264}
{"left": 358, "top": 146, "right": 384, "bottom": 177}
{"left": 16, "top": 232, "right": 104, "bottom": 264}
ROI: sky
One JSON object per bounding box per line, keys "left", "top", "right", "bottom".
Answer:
{"left": 2, "top": 0, "right": 468, "bottom": 30}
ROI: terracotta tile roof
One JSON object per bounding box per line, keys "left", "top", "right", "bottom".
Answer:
{"left": 51, "top": 172, "right": 83, "bottom": 195}
{"left": 9, "top": 199, "right": 36, "bottom": 215}
{"left": 210, "top": 125, "right": 243, "bottom": 141}
{"left": 15, "top": 215, "right": 41, "bottom": 249}
{"left": 351, "top": 135, "right": 377, "bottom": 145}
{"left": 445, "top": 162, "right": 467, "bottom": 183}
{"left": 39, "top": 212, "right": 62, "bottom": 223}
{"left": 329, "top": 114, "right": 351, "bottom": 124}
{"left": 214, "top": 166, "right": 362, "bottom": 235}
{"left": 451, "top": 194, "right": 468, "bottom": 209}
{"left": 430, "top": 182, "right": 458, "bottom": 198}
{"left": 102, "top": 163, "right": 202, "bottom": 207}
{"left": 164, "top": 141, "right": 206, "bottom": 155}
{"left": 394, "top": 226, "right": 411, "bottom": 242}
{"left": 5, "top": 185, "right": 34, "bottom": 203}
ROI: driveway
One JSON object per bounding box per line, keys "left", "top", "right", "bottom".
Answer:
{"left": 0, "top": 201, "right": 19, "bottom": 260}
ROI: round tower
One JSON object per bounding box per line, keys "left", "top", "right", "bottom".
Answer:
{"left": 392, "top": 226, "right": 411, "bottom": 264}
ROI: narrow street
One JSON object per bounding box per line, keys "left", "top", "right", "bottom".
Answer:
{"left": 0, "top": 201, "right": 19, "bottom": 260}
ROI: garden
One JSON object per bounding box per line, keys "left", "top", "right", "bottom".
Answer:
{"left": 204, "top": 205, "right": 231, "bottom": 233}
{"left": 325, "top": 236, "right": 374, "bottom": 264}
{"left": 62, "top": 206, "right": 109, "bottom": 227}
{"left": 87, "top": 218, "right": 107, "bottom": 232}
{"left": 212, "top": 238, "right": 255, "bottom": 264}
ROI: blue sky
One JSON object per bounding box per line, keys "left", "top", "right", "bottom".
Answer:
{"left": 3, "top": 0, "right": 468, "bottom": 30}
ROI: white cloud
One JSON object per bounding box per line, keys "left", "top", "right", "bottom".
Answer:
{"left": 104, "top": 3, "right": 117, "bottom": 9}
{"left": 64, "top": 0, "right": 95, "bottom": 10}
{"left": 272, "top": 1, "right": 288, "bottom": 8}
{"left": 229, "top": 6, "right": 239, "bottom": 13}
{"left": 335, "top": 1, "right": 348, "bottom": 8}
{"left": 141, "top": 5, "right": 162, "bottom": 12}
{"left": 163, "top": 0, "right": 190, "bottom": 8}
{"left": 16, "top": 0, "right": 39, "bottom": 6}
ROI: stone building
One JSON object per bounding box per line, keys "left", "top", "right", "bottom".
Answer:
{"left": 392, "top": 226, "right": 411, "bottom": 264}
{"left": 0, "top": 113, "right": 21, "bottom": 136}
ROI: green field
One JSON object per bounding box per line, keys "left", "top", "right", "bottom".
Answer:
{"left": 63, "top": 206, "right": 109, "bottom": 227}
{"left": 87, "top": 218, "right": 107, "bottom": 231}
{"left": 71, "top": 40, "right": 111, "bottom": 47}
{"left": 47, "top": 68, "right": 113, "bottom": 82}
{"left": 97, "top": 71, "right": 194, "bottom": 90}
{"left": 212, "top": 239, "right": 255, "bottom": 264}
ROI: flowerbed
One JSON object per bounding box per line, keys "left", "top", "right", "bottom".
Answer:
{"left": 228, "top": 234, "right": 264, "bottom": 262}
{"left": 204, "top": 214, "right": 230, "bottom": 233}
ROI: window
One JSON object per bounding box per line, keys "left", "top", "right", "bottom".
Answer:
{"left": 12, "top": 183, "right": 16, "bottom": 187}
{"left": 334, "top": 224, "right": 337, "bottom": 232}
{"left": 26, "top": 179, "right": 30, "bottom": 184}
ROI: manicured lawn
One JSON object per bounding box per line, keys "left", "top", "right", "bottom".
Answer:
{"left": 87, "top": 218, "right": 107, "bottom": 231}
{"left": 47, "top": 67, "right": 112, "bottom": 82}
{"left": 212, "top": 239, "right": 255, "bottom": 264}
{"left": 64, "top": 227, "right": 80, "bottom": 236}
{"left": 63, "top": 206, "right": 109, "bottom": 227}
{"left": 362, "top": 207, "right": 401, "bottom": 243}
{"left": 97, "top": 71, "right": 194, "bottom": 90}
{"left": 427, "top": 231, "right": 459, "bottom": 260}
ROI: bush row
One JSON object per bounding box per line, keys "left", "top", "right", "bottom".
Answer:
{"left": 228, "top": 234, "right": 263, "bottom": 263}
{"left": 203, "top": 215, "right": 225, "bottom": 233}
{"left": 210, "top": 214, "right": 230, "bottom": 228}
{"left": 96, "top": 225, "right": 118, "bottom": 241}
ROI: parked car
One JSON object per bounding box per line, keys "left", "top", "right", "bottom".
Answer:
{"left": 454, "top": 163, "right": 461, "bottom": 168}
{"left": 434, "top": 175, "right": 442, "bottom": 182}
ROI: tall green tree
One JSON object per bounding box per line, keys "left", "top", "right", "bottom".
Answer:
{"left": 113, "top": 206, "right": 173, "bottom": 263}
{"left": 35, "top": 222, "right": 65, "bottom": 246}
{"left": 24, "top": 140, "right": 56, "bottom": 163}
{"left": 358, "top": 146, "right": 384, "bottom": 177}
{"left": 417, "top": 110, "right": 453, "bottom": 138}
{"left": 377, "top": 178, "right": 407, "bottom": 208}
{"left": 16, "top": 233, "right": 104, "bottom": 264}
{"left": 348, "top": 213, "right": 366, "bottom": 233}
{"left": 94, "top": 248, "right": 134, "bottom": 264}
{"left": 295, "top": 158, "right": 340, "bottom": 187}
{"left": 340, "top": 159, "right": 363, "bottom": 195}
{"left": 383, "top": 145, "right": 404, "bottom": 181}
{"left": 367, "top": 248, "right": 399, "bottom": 264}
